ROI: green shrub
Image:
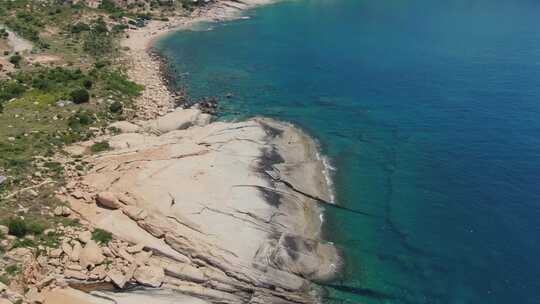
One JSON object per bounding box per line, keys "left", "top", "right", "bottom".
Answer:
{"left": 70, "top": 22, "right": 90, "bottom": 34}
{"left": 5, "top": 265, "right": 19, "bottom": 275}
{"left": 109, "top": 101, "right": 123, "bottom": 113}
{"left": 7, "top": 218, "right": 27, "bottom": 237}
{"left": 108, "top": 126, "right": 121, "bottom": 135}
{"left": 68, "top": 110, "right": 95, "bottom": 129}
{"left": 28, "top": 222, "right": 47, "bottom": 235}
{"left": 70, "top": 88, "right": 90, "bottom": 104}
{"left": 39, "top": 231, "right": 60, "bottom": 248}
{"left": 9, "top": 54, "right": 22, "bottom": 66}
{"left": 32, "top": 77, "right": 51, "bottom": 90}
{"left": 6, "top": 218, "right": 47, "bottom": 238}
{"left": 99, "top": 0, "right": 122, "bottom": 14}
{"left": 83, "top": 18, "right": 113, "bottom": 57}
{"left": 94, "top": 61, "right": 109, "bottom": 69}
{"left": 112, "top": 24, "right": 128, "bottom": 33}
{"left": 0, "top": 28, "right": 8, "bottom": 39}
{"left": 91, "top": 228, "right": 112, "bottom": 245}
{"left": 90, "top": 141, "right": 111, "bottom": 153}
{"left": 0, "top": 80, "right": 26, "bottom": 102}
{"left": 12, "top": 238, "right": 36, "bottom": 249}
{"left": 105, "top": 72, "right": 143, "bottom": 97}
{"left": 83, "top": 79, "right": 93, "bottom": 89}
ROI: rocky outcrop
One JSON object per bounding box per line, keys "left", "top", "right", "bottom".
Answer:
{"left": 95, "top": 192, "right": 122, "bottom": 209}
{"left": 140, "top": 108, "right": 208, "bottom": 134}
{"left": 55, "top": 114, "right": 341, "bottom": 303}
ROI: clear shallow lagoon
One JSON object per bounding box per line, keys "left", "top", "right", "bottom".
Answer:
{"left": 156, "top": 0, "right": 540, "bottom": 302}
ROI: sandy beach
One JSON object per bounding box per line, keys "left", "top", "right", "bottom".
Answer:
{"left": 120, "top": 0, "right": 278, "bottom": 119}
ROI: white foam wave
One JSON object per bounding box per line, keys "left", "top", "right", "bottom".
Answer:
{"left": 315, "top": 148, "right": 337, "bottom": 205}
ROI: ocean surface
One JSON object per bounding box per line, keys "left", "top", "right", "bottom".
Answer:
{"left": 155, "top": 0, "right": 540, "bottom": 303}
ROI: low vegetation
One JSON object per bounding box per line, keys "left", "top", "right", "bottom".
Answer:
{"left": 0, "top": 1, "right": 153, "bottom": 254}
{"left": 0, "top": 0, "right": 209, "bottom": 284}
{"left": 90, "top": 140, "right": 111, "bottom": 153}
{"left": 92, "top": 228, "right": 113, "bottom": 245}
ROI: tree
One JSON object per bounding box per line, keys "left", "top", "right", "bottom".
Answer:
{"left": 70, "top": 88, "right": 90, "bottom": 104}
{"left": 9, "top": 54, "right": 22, "bottom": 67}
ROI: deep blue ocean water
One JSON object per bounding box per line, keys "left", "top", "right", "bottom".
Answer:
{"left": 155, "top": 0, "right": 540, "bottom": 303}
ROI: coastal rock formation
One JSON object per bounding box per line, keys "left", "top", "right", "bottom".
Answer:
{"left": 56, "top": 115, "right": 341, "bottom": 303}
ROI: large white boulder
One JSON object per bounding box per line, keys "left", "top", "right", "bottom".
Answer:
{"left": 109, "top": 121, "right": 140, "bottom": 133}
{"left": 133, "top": 266, "right": 164, "bottom": 288}
{"left": 141, "top": 108, "right": 202, "bottom": 134}
{"left": 96, "top": 192, "right": 122, "bottom": 209}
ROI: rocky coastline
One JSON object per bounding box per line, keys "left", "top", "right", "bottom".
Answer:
{"left": 0, "top": 1, "right": 342, "bottom": 303}
{"left": 52, "top": 113, "right": 342, "bottom": 304}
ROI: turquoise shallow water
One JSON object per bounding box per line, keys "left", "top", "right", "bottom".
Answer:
{"left": 156, "top": 0, "right": 540, "bottom": 303}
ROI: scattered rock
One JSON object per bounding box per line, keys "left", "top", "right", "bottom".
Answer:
{"left": 4, "top": 288, "right": 23, "bottom": 303}
{"left": 126, "top": 243, "right": 144, "bottom": 254}
{"left": 61, "top": 242, "right": 73, "bottom": 256}
{"left": 107, "top": 269, "right": 127, "bottom": 288}
{"left": 79, "top": 240, "right": 105, "bottom": 269}
{"left": 5, "top": 247, "right": 33, "bottom": 262}
{"left": 89, "top": 264, "right": 107, "bottom": 280}
{"left": 109, "top": 121, "right": 140, "bottom": 133}
{"left": 26, "top": 189, "right": 39, "bottom": 197}
{"left": 53, "top": 206, "right": 71, "bottom": 217}
{"left": 49, "top": 248, "right": 62, "bottom": 258}
{"left": 64, "top": 269, "right": 88, "bottom": 280}
{"left": 0, "top": 281, "right": 7, "bottom": 293}
{"left": 196, "top": 113, "right": 212, "bottom": 127}
{"left": 78, "top": 230, "right": 92, "bottom": 243}
{"left": 42, "top": 228, "right": 54, "bottom": 235}
{"left": 70, "top": 241, "right": 82, "bottom": 262}
{"left": 56, "top": 100, "right": 73, "bottom": 107}
{"left": 117, "top": 247, "right": 134, "bottom": 263}
{"left": 0, "top": 224, "right": 8, "bottom": 235}
{"left": 25, "top": 286, "right": 44, "bottom": 304}
{"left": 134, "top": 251, "right": 152, "bottom": 266}
{"left": 102, "top": 246, "right": 114, "bottom": 257}
{"left": 133, "top": 265, "right": 164, "bottom": 288}
{"left": 35, "top": 275, "right": 55, "bottom": 290}
{"left": 70, "top": 190, "right": 85, "bottom": 199}
{"left": 66, "top": 264, "right": 83, "bottom": 271}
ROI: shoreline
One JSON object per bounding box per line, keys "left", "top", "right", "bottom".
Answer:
{"left": 120, "top": 0, "right": 279, "bottom": 119}
{"left": 1, "top": 2, "right": 341, "bottom": 304}
{"left": 121, "top": 0, "right": 339, "bottom": 235}
{"left": 123, "top": 0, "right": 340, "bottom": 237}
{"left": 52, "top": 1, "right": 343, "bottom": 302}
